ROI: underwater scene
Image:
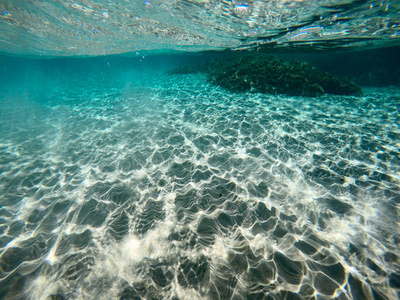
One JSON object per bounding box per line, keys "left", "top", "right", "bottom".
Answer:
{"left": 1, "top": 1, "right": 400, "bottom": 299}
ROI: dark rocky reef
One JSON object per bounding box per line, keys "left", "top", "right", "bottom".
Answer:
{"left": 169, "top": 54, "right": 362, "bottom": 97}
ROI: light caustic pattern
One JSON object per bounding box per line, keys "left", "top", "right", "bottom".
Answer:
{"left": 0, "top": 75, "right": 399, "bottom": 299}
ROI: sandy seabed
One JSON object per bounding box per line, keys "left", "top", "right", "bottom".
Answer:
{"left": 0, "top": 74, "right": 399, "bottom": 299}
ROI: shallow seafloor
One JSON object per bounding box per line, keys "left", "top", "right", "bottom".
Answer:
{"left": 0, "top": 71, "right": 399, "bottom": 299}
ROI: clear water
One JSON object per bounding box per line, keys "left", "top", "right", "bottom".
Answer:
{"left": 1, "top": 65, "right": 399, "bottom": 299}
{"left": 1, "top": 1, "right": 400, "bottom": 300}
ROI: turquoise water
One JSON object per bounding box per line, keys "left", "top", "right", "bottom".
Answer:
{"left": 1, "top": 57, "right": 399, "bottom": 299}
{"left": 1, "top": 1, "right": 400, "bottom": 299}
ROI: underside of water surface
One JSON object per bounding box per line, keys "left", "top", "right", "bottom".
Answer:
{"left": 1, "top": 0, "right": 400, "bottom": 56}
{"left": 1, "top": 1, "right": 400, "bottom": 300}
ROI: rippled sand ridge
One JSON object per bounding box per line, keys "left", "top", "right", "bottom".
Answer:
{"left": 0, "top": 73, "right": 399, "bottom": 299}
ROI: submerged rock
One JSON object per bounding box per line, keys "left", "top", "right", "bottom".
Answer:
{"left": 169, "top": 54, "right": 362, "bottom": 97}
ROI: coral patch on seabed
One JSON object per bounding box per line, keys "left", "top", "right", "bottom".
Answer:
{"left": 169, "top": 54, "right": 363, "bottom": 97}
